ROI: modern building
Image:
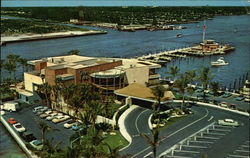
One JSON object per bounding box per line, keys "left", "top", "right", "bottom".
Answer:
{"left": 18, "top": 55, "right": 161, "bottom": 103}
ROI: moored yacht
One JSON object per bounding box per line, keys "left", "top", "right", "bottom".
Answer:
{"left": 211, "top": 57, "right": 229, "bottom": 66}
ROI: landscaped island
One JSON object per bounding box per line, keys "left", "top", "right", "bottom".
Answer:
{"left": 1, "top": 18, "right": 106, "bottom": 45}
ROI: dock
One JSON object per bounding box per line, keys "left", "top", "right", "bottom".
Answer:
{"left": 137, "top": 40, "right": 235, "bottom": 64}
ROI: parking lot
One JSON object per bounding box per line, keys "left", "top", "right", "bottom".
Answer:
{"left": 160, "top": 121, "right": 248, "bottom": 158}
{"left": 227, "top": 141, "right": 249, "bottom": 158}
{"left": 2, "top": 104, "right": 76, "bottom": 148}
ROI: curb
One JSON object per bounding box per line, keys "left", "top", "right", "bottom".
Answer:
{"left": 118, "top": 105, "right": 139, "bottom": 151}
{"left": 172, "top": 100, "right": 249, "bottom": 117}
{"left": 148, "top": 113, "right": 153, "bottom": 130}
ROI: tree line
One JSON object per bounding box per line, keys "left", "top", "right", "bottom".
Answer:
{"left": 1, "top": 7, "right": 247, "bottom": 25}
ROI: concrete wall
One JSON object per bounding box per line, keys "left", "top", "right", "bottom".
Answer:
{"left": 125, "top": 66, "right": 149, "bottom": 85}
{"left": 24, "top": 73, "right": 43, "bottom": 92}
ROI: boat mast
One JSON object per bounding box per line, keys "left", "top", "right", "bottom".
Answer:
{"left": 202, "top": 20, "right": 206, "bottom": 43}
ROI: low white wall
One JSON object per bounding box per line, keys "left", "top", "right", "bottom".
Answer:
{"left": 0, "top": 116, "right": 38, "bottom": 158}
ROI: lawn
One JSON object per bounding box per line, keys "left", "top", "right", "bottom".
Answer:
{"left": 103, "top": 131, "right": 129, "bottom": 151}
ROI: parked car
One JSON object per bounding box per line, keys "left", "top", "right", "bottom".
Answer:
{"left": 13, "top": 123, "right": 26, "bottom": 132}
{"left": 71, "top": 124, "right": 80, "bottom": 131}
{"left": 52, "top": 115, "right": 70, "bottom": 123}
{"left": 46, "top": 112, "right": 62, "bottom": 121}
{"left": 64, "top": 120, "right": 77, "bottom": 129}
{"left": 219, "top": 102, "right": 229, "bottom": 108}
{"left": 44, "top": 110, "right": 53, "bottom": 115}
{"left": 8, "top": 118, "right": 17, "bottom": 124}
{"left": 33, "top": 106, "right": 44, "bottom": 113}
{"left": 36, "top": 111, "right": 44, "bottom": 116}
{"left": 30, "top": 140, "right": 43, "bottom": 150}
{"left": 235, "top": 95, "right": 245, "bottom": 101}
{"left": 218, "top": 119, "right": 239, "bottom": 127}
{"left": 221, "top": 93, "right": 232, "bottom": 98}
{"left": 20, "top": 132, "right": 36, "bottom": 142}
{"left": 40, "top": 107, "right": 49, "bottom": 112}
{"left": 39, "top": 113, "right": 50, "bottom": 119}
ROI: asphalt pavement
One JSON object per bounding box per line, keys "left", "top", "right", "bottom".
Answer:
{"left": 120, "top": 104, "right": 249, "bottom": 158}
{"left": 2, "top": 104, "right": 75, "bottom": 148}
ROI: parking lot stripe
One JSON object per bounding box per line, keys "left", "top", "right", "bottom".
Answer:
{"left": 163, "top": 156, "right": 192, "bottom": 158}
{"left": 209, "top": 128, "right": 231, "bottom": 132}
{"left": 235, "top": 149, "right": 249, "bottom": 153}
{"left": 182, "top": 145, "right": 207, "bottom": 149}
{"left": 214, "top": 125, "right": 235, "bottom": 129}
{"left": 228, "top": 154, "right": 249, "bottom": 158}
{"left": 204, "top": 132, "right": 226, "bottom": 136}
{"left": 241, "top": 145, "right": 249, "bottom": 148}
{"left": 196, "top": 136, "right": 220, "bottom": 140}
{"left": 174, "top": 150, "right": 200, "bottom": 154}
{"left": 189, "top": 140, "right": 214, "bottom": 144}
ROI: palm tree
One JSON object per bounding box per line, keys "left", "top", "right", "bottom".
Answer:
{"left": 198, "top": 67, "right": 213, "bottom": 101}
{"left": 36, "top": 120, "right": 59, "bottom": 142}
{"left": 37, "top": 82, "right": 52, "bottom": 108}
{"left": 141, "top": 128, "right": 160, "bottom": 158}
{"left": 166, "top": 66, "right": 179, "bottom": 82}
{"left": 3, "top": 62, "right": 16, "bottom": 79}
{"left": 210, "top": 81, "right": 220, "bottom": 103}
{"left": 0, "top": 59, "right": 4, "bottom": 83}
{"left": 185, "top": 70, "right": 197, "bottom": 101}
{"left": 18, "top": 58, "right": 28, "bottom": 77}
{"left": 6, "top": 54, "right": 20, "bottom": 80}
{"left": 151, "top": 85, "right": 167, "bottom": 112}
{"left": 174, "top": 74, "right": 189, "bottom": 109}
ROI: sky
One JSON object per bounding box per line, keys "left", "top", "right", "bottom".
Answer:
{"left": 1, "top": 0, "right": 250, "bottom": 7}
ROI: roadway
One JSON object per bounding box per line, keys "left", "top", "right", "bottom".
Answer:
{"left": 120, "top": 104, "right": 249, "bottom": 158}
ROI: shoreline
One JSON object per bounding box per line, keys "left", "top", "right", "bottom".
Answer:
{"left": 1, "top": 30, "right": 107, "bottom": 46}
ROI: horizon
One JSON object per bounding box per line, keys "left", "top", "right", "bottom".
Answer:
{"left": 1, "top": 0, "right": 250, "bottom": 7}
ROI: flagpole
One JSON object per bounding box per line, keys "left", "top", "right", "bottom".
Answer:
{"left": 202, "top": 20, "right": 206, "bottom": 43}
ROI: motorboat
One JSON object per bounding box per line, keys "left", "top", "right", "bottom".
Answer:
{"left": 176, "top": 34, "right": 182, "bottom": 38}
{"left": 211, "top": 57, "right": 229, "bottom": 66}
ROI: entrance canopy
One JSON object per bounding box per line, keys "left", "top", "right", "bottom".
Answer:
{"left": 115, "top": 83, "right": 174, "bottom": 102}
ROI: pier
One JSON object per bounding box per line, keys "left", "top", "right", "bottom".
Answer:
{"left": 137, "top": 41, "right": 235, "bottom": 64}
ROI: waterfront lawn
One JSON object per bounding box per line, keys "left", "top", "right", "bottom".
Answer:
{"left": 1, "top": 19, "right": 89, "bottom": 35}
{"left": 102, "top": 131, "right": 129, "bottom": 151}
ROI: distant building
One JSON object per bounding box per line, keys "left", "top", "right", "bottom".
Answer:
{"left": 19, "top": 55, "right": 161, "bottom": 103}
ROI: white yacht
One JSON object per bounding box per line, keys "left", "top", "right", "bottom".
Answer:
{"left": 211, "top": 57, "right": 229, "bottom": 66}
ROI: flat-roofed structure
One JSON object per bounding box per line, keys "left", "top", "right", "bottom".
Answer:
{"left": 21, "top": 54, "right": 161, "bottom": 101}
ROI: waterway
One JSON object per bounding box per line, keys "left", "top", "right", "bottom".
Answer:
{"left": 0, "top": 125, "right": 27, "bottom": 158}
{"left": 0, "top": 15, "right": 249, "bottom": 156}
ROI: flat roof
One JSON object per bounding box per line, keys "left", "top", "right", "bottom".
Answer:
{"left": 90, "top": 68, "right": 125, "bottom": 78}
{"left": 18, "top": 90, "right": 33, "bottom": 97}
{"left": 115, "top": 83, "right": 174, "bottom": 101}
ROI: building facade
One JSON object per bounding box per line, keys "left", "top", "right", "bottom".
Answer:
{"left": 19, "top": 55, "right": 161, "bottom": 102}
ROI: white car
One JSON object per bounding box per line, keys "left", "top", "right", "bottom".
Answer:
{"left": 30, "top": 140, "right": 43, "bottom": 150}
{"left": 44, "top": 110, "right": 53, "bottom": 115}
{"left": 13, "top": 123, "right": 26, "bottom": 132}
{"left": 52, "top": 115, "right": 70, "bottom": 123}
{"left": 218, "top": 119, "right": 239, "bottom": 127}
{"left": 46, "top": 112, "right": 62, "bottom": 121}
{"left": 33, "top": 106, "right": 44, "bottom": 113}
{"left": 219, "top": 102, "right": 228, "bottom": 107}
{"left": 64, "top": 120, "right": 77, "bottom": 129}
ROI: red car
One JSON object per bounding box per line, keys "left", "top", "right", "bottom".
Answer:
{"left": 8, "top": 118, "right": 17, "bottom": 124}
